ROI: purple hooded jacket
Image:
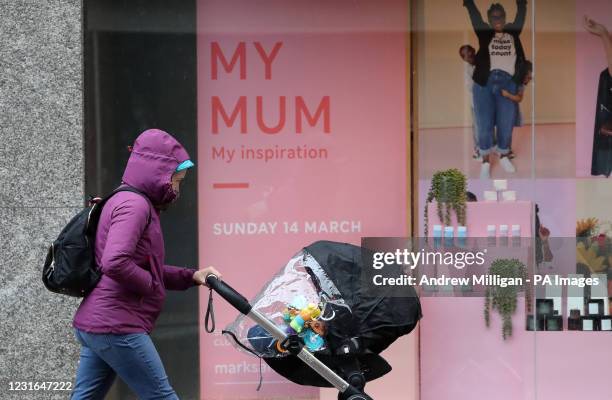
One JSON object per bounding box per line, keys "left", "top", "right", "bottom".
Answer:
{"left": 73, "top": 129, "right": 196, "bottom": 334}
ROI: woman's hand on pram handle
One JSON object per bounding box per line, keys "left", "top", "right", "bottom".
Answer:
{"left": 193, "top": 266, "right": 222, "bottom": 287}
{"left": 204, "top": 274, "right": 253, "bottom": 315}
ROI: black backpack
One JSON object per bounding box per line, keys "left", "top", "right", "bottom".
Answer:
{"left": 42, "top": 187, "right": 150, "bottom": 297}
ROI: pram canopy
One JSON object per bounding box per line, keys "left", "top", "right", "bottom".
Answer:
{"left": 224, "top": 241, "right": 422, "bottom": 387}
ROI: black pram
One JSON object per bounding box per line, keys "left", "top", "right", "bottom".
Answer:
{"left": 206, "top": 240, "right": 422, "bottom": 400}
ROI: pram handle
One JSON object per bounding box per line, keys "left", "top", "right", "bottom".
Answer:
{"left": 205, "top": 274, "right": 252, "bottom": 315}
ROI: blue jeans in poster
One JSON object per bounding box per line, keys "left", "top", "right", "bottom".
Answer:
{"left": 470, "top": 104, "right": 479, "bottom": 152}
{"left": 473, "top": 69, "right": 518, "bottom": 156}
{"left": 71, "top": 328, "right": 179, "bottom": 400}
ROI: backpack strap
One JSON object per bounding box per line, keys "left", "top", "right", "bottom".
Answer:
{"left": 85, "top": 186, "right": 152, "bottom": 236}
{"left": 111, "top": 186, "right": 153, "bottom": 227}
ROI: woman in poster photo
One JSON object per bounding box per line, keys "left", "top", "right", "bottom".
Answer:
{"left": 584, "top": 16, "right": 612, "bottom": 177}
{"left": 459, "top": 44, "right": 480, "bottom": 159}
{"left": 463, "top": 0, "right": 527, "bottom": 179}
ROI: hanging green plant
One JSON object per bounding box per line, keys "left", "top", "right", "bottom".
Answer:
{"left": 484, "top": 258, "right": 528, "bottom": 340}
{"left": 424, "top": 169, "right": 467, "bottom": 237}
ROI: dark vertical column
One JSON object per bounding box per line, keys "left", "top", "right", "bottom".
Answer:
{"left": 83, "top": 1, "right": 199, "bottom": 398}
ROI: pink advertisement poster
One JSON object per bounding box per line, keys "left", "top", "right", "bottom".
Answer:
{"left": 196, "top": 0, "right": 410, "bottom": 398}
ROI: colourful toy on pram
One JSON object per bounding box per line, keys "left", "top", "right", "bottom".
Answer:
{"left": 205, "top": 241, "right": 422, "bottom": 400}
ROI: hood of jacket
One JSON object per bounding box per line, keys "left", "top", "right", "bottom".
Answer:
{"left": 122, "top": 129, "right": 190, "bottom": 206}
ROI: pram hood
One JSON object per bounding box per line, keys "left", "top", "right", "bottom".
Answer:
{"left": 224, "top": 240, "right": 422, "bottom": 387}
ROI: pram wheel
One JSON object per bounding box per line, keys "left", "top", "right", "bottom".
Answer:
{"left": 337, "top": 368, "right": 370, "bottom": 400}
{"left": 338, "top": 385, "right": 374, "bottom": 400}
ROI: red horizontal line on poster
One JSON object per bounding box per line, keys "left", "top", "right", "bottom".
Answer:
{"left": 212, "top": 182, "right": 250, "bottom": 189}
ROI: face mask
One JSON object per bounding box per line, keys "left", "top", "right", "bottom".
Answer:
{"left": 160, "top": 181, "right": 180, "bottom": 205}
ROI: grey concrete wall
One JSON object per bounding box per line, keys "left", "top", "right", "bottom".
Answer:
{"left": 0, "top": 1, "right": 83, "bottom": 398}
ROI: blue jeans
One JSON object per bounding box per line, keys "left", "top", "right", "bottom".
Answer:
{"left": 470, "top": 105, "right": 479, "bottom": 152}
{"left": 473, "top": 70, "right": 518, "bottom": 155}
{"left": 71, "top": 328, "right": 178, "bottom": 400}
